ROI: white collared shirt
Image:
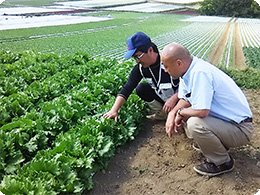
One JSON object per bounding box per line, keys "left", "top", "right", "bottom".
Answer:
{"left": 178, "top": 56, "right": 252, "bottom": 123}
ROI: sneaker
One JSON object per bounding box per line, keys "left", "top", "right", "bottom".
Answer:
{"left": 146, "top": 111, "right": 167, "bottom": 120}
{"left": 193, "top": 157, "right": 234, "bottom": 177}
{"left": 192, "top": 142, "right": 201, "bottom": 152}
{"left": 146, "top": 100, "right": 167, "bottom": 120}
{"left": 192, "top": 142, "right": 230, "bottom": 153}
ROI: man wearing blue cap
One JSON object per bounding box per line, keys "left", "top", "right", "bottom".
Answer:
{"left": 103, "top": 32, "right": 179, "bottom": 121}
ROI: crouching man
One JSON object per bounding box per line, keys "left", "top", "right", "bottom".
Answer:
{"left": 104, "top": 32, "right": 179, "bottom": 121}
{"left": 161, "top": 42, "right": 253, "bottom": 176}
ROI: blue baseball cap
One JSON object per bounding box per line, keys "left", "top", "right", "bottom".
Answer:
{"left": 123, "top": 32, "right": 151, "bottom": 59}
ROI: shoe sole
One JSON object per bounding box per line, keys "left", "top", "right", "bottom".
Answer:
{"left": 192, "top": 144, "right": 230, "bottom": 153}
{"left": 146, "top": 115, "right": 167, "bottom": 120}
{"left": 193, "top": 165, "right": 234, "bottom": 177}
{"left": 192, "top": 144, "right": 201, "bottom": 152}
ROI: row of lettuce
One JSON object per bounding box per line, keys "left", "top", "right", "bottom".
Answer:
{"left": 222, "top": 47, "right": 260, "bottom": 89}
{"left": 0, "top": 50, "right": 147, "bottom": 194}
{"left": 243, "top": 47, "right": 260, "bottom": 70}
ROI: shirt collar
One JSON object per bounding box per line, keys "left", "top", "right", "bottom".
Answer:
{"left": 181, "top": 56, "right": 197, "bottom": 81}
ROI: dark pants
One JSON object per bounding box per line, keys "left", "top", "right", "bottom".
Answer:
{"left": 135, "top": 82, "right": 164, "bottom": 104}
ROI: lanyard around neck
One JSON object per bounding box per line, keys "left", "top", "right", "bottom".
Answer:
{"left": 148, "top": 63, "right": 161, "bottom": 89}
{"left": 149, "top": 63, "right": 179, "bottom": 88}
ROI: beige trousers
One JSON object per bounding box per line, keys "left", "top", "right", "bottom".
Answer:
{"left": 186, "top": 116, "right": 253, "bottom": 165}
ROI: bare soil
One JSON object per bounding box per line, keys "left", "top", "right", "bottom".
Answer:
{"left": 86, "top": 89, "right": 260, "bottom": 195}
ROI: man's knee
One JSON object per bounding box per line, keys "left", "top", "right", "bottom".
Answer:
{"left": 136, "top": 83, "right": 149, "bottom": 97}
{"left": 136, "top": 83, "right": 154, "bottom": 102}
{"left": 186, "top": 117, "right": 206, "bottom": 138}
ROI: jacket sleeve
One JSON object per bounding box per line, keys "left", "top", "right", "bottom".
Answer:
{"left": 118, "top": 64, "right": 143, "bottom": 100}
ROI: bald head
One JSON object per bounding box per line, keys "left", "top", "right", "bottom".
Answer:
{"left": 161, "top": 42, "right": 192, "bottom": 79}
{"left": 161, "top": 42, "right": 191, "bottom": 62}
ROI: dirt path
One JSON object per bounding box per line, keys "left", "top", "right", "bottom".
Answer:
{"left": 207, "top": 20, "right": 231, "bottom": 66}
{"left": 85, "top": 89, "right": 260, "bottom": 195}
{"left": 233, "top": 21, "right": 247, "bottom": 70}
{"left": 208, "top": 18, "right": 247, "bottom": 69}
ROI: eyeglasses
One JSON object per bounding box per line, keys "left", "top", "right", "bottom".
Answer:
{"left": 133, "top": 52, "right": 145, "bottom": 60}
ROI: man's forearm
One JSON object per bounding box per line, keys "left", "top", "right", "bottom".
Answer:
{"left": 178, "top": 107, "right": 210, "bottom": 118}
{"left": 172, "top": 98, "right": 191, "bottom": 114}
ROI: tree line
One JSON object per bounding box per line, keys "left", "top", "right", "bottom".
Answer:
{"left": 199, "top": 0, "right": 260, "bottom": 18}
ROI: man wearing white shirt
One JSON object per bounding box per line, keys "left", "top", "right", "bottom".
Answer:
{"left": 161, "top": 42, "right": 253, "bottom": 176}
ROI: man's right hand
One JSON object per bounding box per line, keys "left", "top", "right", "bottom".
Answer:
{"left": 165, "top": 110, "right": 176, "bottom": 138}
{"left": 103, "top": 110, "right": 118, "bottom": 122}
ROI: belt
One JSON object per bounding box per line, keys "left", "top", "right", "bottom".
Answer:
{"left": 240, "top": 117, "right": 252, "bottom": 123}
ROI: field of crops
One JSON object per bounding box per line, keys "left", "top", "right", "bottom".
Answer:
{"left": 0, "top": 50, "right": 150, "bottom": 194}
{"left": 0, "top": 11, "right": 190, "bottom": 56}
{"left": 238, "top": 18, "right": 260, "bottom": 48}
{"left": 1, "top": 8, "right": 259, "bottom": 68}
{"left": 1, "top": 1, "right": 260, "bottom": 194}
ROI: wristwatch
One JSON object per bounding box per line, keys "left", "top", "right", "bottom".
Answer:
{"left": 177, "top": 107, "right": 184, "bottom": 117}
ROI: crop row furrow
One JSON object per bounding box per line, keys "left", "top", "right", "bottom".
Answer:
{"left": 223, "top": 21, "right": 235, "bottom": 68}
{"left": 96, "top": 22, "right": 227, "bottom": 62}
{"left": 238, "top": 18, "right": 260, "bottom": 48}
{"left": 191, "top": 24, "right": 226, "bottom": 58}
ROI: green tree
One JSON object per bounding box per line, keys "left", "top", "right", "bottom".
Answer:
{"left": 199, "top": 0, "right": 260, "bottom": 18}
{"left": 250, "top": 1, "right": 260, "bottom": 17}
{"left": 199, "top": 0, "right": 218, "bottom": 15}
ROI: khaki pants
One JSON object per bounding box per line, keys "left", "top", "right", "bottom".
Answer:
{"left": 186, "top": 116, "right": 253, "bottom": 165}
